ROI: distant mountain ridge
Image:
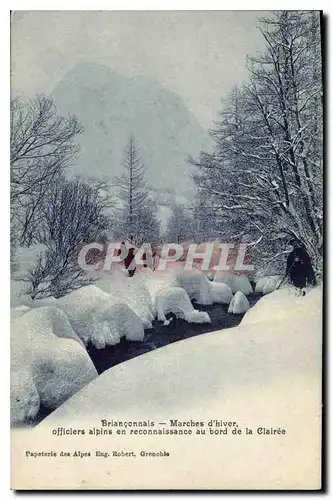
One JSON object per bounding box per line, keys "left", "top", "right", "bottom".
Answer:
{"left": 51, "top": 63, "right": 212, "bottom": 198}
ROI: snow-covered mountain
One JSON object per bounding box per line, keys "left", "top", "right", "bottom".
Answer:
{"left": 51, "top": 63, "right": 212, "bottom": 200}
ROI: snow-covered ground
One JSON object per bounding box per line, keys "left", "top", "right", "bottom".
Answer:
{"left": 11, "top": 279, "right": 34, "bottom": 307}
{"left": 40, "top": 285, "right": 322, "bottom": 421}
{"left": 241, "top": 285, "right": 320, "bottom": 326}
{"left": 36, "top": 285, "right": 321, "bottom": 489}
{"left": 12, "top": 264, "right": 316, "bottom": 431}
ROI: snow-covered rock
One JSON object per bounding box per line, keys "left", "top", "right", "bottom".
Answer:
{"left": 11, "top": 307, "right": 97, "bottom": 426}
{"left": 54, "top": 285, "right": 145, "bottom": 347}
{"left": 96, "top": 270, "right": 155, "bottom": 328}
{"left": 255, "top": 275, "right": 283, "bottom": 294}
{"left": 142, "top": 268, "right": 180, "bottom": 303}
{"left": 263, "top": 277, "right": 282, "bottom": 295}
{"left": 210, "top": 282, "right": 233, "bottom": 304}
{"left": 228, "top": 291, "right": 250, "bottom": 314}
{"left": 155, "top": 287, "right": 211, "bottom": 324}
{"left": 178, "top": 270, "right": 213, "bottom": 305}
{"left": 214, "top": 273, "right": 253, "bottom": 295}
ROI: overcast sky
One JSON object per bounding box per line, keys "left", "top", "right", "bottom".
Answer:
{"left": 11, "top": 10, "right": 267, "bottom": 128}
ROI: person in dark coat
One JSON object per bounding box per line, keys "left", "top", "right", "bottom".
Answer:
{"left": 286, "top": 239, "right": 317, "bottom": 289}
{"left": 124, "top": 247, "right": 136, "bottom": 277}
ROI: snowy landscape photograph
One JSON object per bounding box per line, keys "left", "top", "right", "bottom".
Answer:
{"left": 10, "top": 10, "right": 323, "bottom": 490}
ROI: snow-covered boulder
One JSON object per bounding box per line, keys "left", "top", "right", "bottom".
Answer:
{"left": 11, "top": 307, "right": 97, "bottom": 426}
{"left": 228, "top": 291, "right": 250, "bottom": 314}
{"left": 255, "top": 277, "right": 268, "bottom": 293}
{"left": 55, "top": 285, "right": 145, "bottom": 347}
{"left": 210, "top": 282, "right": 233, "bottom": 304}
{"left": 263, "top": 276, "right": 283, "bottom": 295}
{"left": 255, "top": 275, "right": 283, "bottom": 294}
{"left": 87, "top": 302, "right": 145, "bottom": 348}
{"left": 96, "top": 270, "right": 155, "bottom": 328}
{"left": 142, "top": 268, "right": 180, "bottom": 303}
{"left": 178, "top": 270, "right": 213, "bottom": 305}
{"left": 155, "top": 286, "right": 211, "bottom": 324}
{"left": 214, "top": 273, "right": 253, "bottom": 295}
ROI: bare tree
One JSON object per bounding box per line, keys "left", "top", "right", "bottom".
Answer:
{"left": 26, "top": 176, "right": 111, "bottom": 298}
{"left": 11, "top": 95, "right": 82, "bottom": 245}
{"left": 112, "top": 136, "right": 160, "bottom": 245}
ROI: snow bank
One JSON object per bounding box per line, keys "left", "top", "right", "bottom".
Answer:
{"left": 228, "top": 291, "right": 250, "bottom": 314}
{"left": 255, "top": 275, "right": 282, "bottom": 294}
{"left": 11, "top": 307, "right": 97, "bottom": 426}
{"left": 38, "top": 284, "right": 322, "bottom": 488}
{"left": 155, "top": 286, "right": 211, "bottom": 324}
{"left": 40, "top": 282, "right": 322, "bottom": 488}
{"left": 214, "top": 273, "right": 253, "bottom": 295}
{"left": 54, "top": 285, "right": 145, "bottom": 347}
{"left": 241, "top": 285, "right": 322, "bottom": 327}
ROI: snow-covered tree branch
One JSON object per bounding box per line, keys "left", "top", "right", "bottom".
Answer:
{"left": 191, "top": 11, "right": 323, "bottom": 275}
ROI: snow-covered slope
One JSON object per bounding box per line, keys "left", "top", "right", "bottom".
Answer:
{"left": 40, "top": 286, "right": 321, "bottom": 420}
{"left": 241, "top": 285, "right": 321, "bottom": 326}
{"left": 33, "top": 286, "right": 322, "bottom": 489}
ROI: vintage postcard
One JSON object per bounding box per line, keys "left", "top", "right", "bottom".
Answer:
{"left": 10, "top": 10, "right": 323, "bottom": 490}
